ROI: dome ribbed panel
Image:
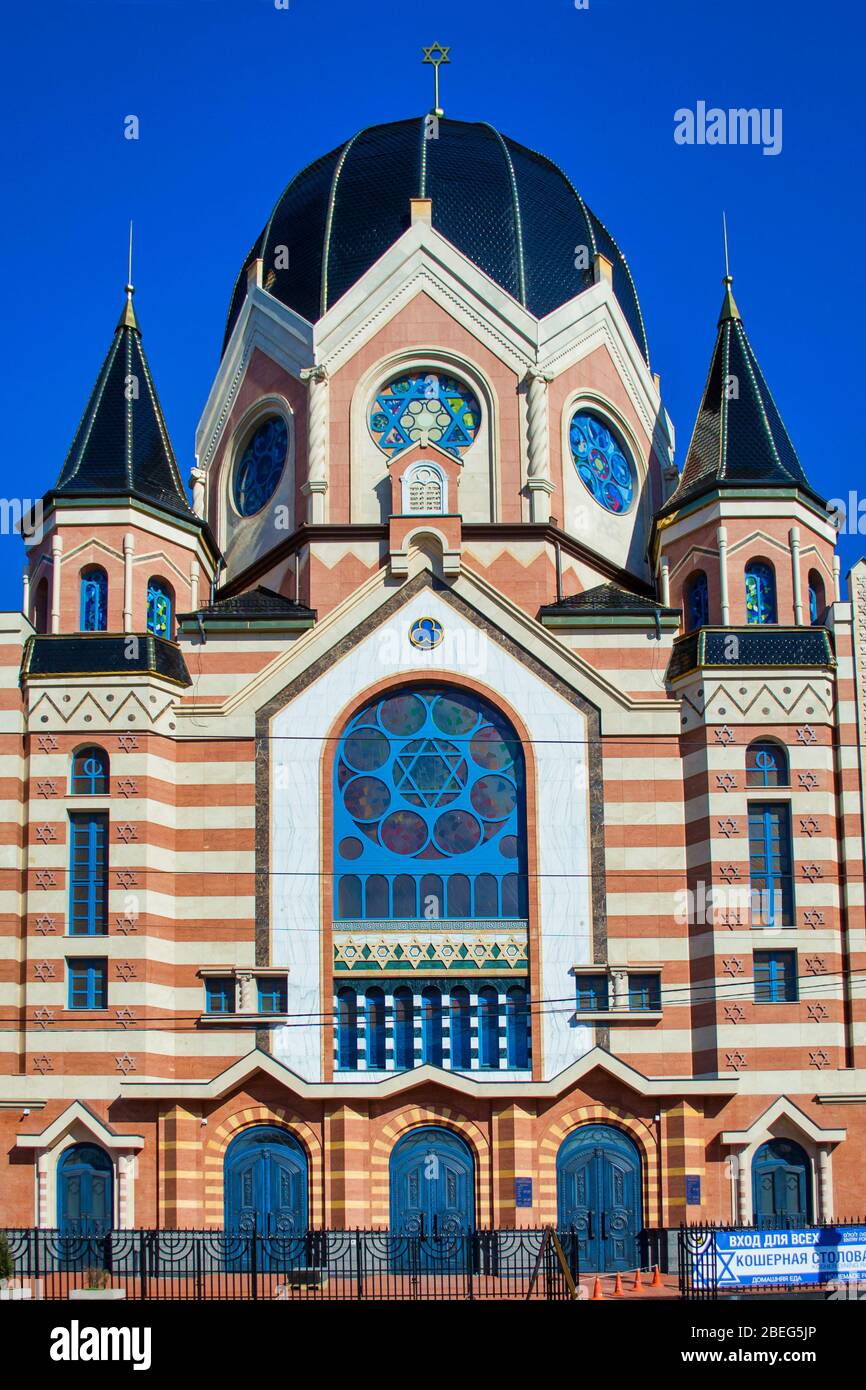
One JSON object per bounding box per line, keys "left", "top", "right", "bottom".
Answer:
{"left": 426, "top": 121, "right": 521, "bottom": 302}
{"left": 504, "top": 138, "right": 594, "bottom": 316}
{"left": 324, "top": 120, "right": 421, "bottom": 311}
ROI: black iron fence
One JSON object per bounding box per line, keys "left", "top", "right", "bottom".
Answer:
{"left": 679, "top": 1218, "right": 866, "bottom": 1300}
{"left": 1, "top": 1226, "right": 580, "bottom": 1301}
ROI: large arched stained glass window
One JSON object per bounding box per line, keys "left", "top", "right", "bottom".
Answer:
{"left": 334, "top": 685, "right": 527, "bottom": 923}
{"left": 745, "top": 561, "right": 777, "bottom": 625}
{"left": 369, "top": 372, "right": 480, "bottom": 458}
{"left": 569, "top": 411, "right": 634, "bottom": 515}
{"left": 233, "top": 415, "right": 289, "bottom": 517}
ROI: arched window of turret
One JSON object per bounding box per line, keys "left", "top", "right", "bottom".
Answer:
{"left": 146, "top": 577, "right": 174, "bottom": 639}
{"left": 71, "top": 746, "right": 109, "bottom": 796}
{"left": 746, "top": 739, "right": 789, "bottom": 788}
{"left": 684, "top": 571, "right": 709, "bottom": 631}
{"left": 745, "top": 560, "right": 777, "bottom": 625}
{"left": 80, "top": 567, "right": 108, "bottom": 632}
{"left": 808, "top": 570, "right": 826, "bottom": 626}
{"left": 33, "top": 577, "right": 49, "bottom": 633}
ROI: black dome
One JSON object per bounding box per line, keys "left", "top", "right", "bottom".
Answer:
{"left": 223, "top": 117, "right": 649, "bottom": 362}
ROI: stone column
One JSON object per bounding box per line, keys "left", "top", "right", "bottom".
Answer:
{"left": 717, "top": 526, "right": 730, "bottom": 624}
{"left": 660, "top": 556, "right": 671, "bottom": 607}
{"left": 525, "top": 369, "right": 554, "bottom": 523}
{"left": 22, "top": 568, "right": 30, "bottom": 620}
{"left": 189, "top": 466, "right": 206, "bottom": 519}
{"left": 123, "top": 532, "right": 135, "bottom": 632}
{"left": 190, "top": 559, "right": 200, "bottom": 613}
{"left": 301, "top": 365, "right": 329, "bottom": 524}
{"left": 50, "top": 534, "right": 62, "bottom": 633}
{"left": 37, "top": 1152, "right": 50, "bottom": 1227}
{"left": 818, "top": 1147, "right": 832, "bottom": 1221}
{"left": 790, "top": 526, "right": 803, "bottom": 624}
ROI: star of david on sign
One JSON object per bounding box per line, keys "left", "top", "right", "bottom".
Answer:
{"left": 394, "top": 738, "right": 466, "bottom": 807}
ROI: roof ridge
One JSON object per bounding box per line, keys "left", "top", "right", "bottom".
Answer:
{"left": 321, "top": 130, "right": 363, "bottom": 317}
{"left": 483, "top": 123, "right": 527, "bottom": 308}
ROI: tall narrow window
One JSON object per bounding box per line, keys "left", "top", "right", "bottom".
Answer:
{"left": 478, "top": 986, "right": 500, "bottom": 1069}
{"left": 505, "top": 984, "right": 529, "bottom": 1069}
{"left": 450, "top": 986, "right": 471, "bottom": 1070}
{"left": 393, "top": 987, "right": 414, "bottom": 1070}
{"left": 80, "top": 567, "right": 108, "bottom": 632}
{"left": 748, "top": 803, "right": 794, "bottom": 927}
{"left": 336, "top": 988, "right": 358, "bottom": 1070}
{"left": 684, "top": 571, "right": 709, "bottom": 630}
{"left": 808, "top": 570, "right": 825, "bottom": 626}
{"left": 68, "top": 958, "right": 107, "bottom": 1010}
{"left": 69, "top": 812, "right": 109, "bottom": 936}
{"left": 146, "top": 577, "right": 173, "bottom": 639}
{"left": 745, "top": 561, "right": 777, "bottom": 625}
{"left": 33, "top": 577, "right": 49, "bottom": 633}
{"left": 366, "top": 987, "right": 386, "bottom": 1069}
{"left": 70, "top": 747, "right": 109, "bottom": 796}
{"left": 754, "top": 950, "right": 798, "bottom": 1003}
{"left": 420, "top": 986, "right": 443, "bottom": 1067}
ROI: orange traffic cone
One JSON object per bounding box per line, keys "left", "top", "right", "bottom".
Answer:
{"left": 612, "top": 1271, "right": 624, "bottom": 1296}
{"left": 633, "top": 1267, "right": 643, "bottom": 1291}
{"left": 651, "top": 1264, "right": 662, "bottom": 1287}
{"left": 591, "top": 1275, "right": 604, "bottom": 1300}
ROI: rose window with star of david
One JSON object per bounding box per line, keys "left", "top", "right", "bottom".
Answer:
{"left": 334, "top": 685, "right": 526, "bottom": 921}
{"left": 369, "top": 372, "right": 480, "bottom": 458}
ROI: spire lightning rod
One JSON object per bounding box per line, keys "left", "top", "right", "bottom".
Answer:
{"left": 722, "top": 210, "right": 730, "bottom": 281}
{"left": 128, "top": 220, "right": 134, "bottom": 291}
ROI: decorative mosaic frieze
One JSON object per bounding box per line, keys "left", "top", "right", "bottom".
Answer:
{"left": 334, "top": 921, "right": 529, "bottom": 973}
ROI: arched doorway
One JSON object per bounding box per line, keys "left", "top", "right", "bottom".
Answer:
{"left": 224, "top": 1126, "right": 308, "bottom": 1236}
{"left": 557, "top": 1124, "right": 642, "bottom": 1273}
{"left": 752, "top": 1139, "right": 812, "bottom": 1227}
{"left": 57, "top": 1144, "right": 113, "bottom": 1235}
{"left": 390, "top": 1126, "right": 475, "bottom": 1238}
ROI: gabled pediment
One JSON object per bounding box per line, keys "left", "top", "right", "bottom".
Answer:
{"left": 16, "top": 1100, "right": 145, "bottom": 1152}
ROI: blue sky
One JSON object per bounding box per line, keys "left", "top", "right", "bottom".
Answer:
{"left": 1, "top": 0, "right": 863, "bottom": 609}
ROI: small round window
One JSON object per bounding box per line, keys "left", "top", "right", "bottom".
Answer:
{"left": 369, "top": 372, "right": 480, "bottom": 458}
{"left": 569, "top": 411, "right": 634, "bottom": 515}
{"left": 233, "top": 415, "right": 288, "bottom": 517}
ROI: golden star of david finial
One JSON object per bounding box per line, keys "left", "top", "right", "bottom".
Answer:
{"left": 422, "top": 42, "right": 451, "bottom": 117}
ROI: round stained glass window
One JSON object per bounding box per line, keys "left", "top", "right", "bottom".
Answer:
{"left": 233, "top": 415, "right": 289, "bottom": 516}
{"left": 369, "top": 372, "right": 480, "bottom": 457}
{"left": 569, "top": 411, "right": 634, "bottom": 515}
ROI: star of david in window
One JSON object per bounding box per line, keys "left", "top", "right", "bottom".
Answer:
{"left": 393, "top": 738, "right": 468, "bottom": 808}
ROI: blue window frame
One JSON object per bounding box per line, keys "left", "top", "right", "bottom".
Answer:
{"left": 68, "top": 812, "right": 108, "bottom": 936}
{"left": 745, "top": 561, "right": 777, "bottom": 625}
{"left": 569, "top": 411, "right": 635, "bottom": 515}
{"left": 336, "top": 988, "right": 358, "bottom": 1070}
{"left": 369, "top": 372, "right": 480, "bottom": 459}
{"left": 257, "top": 976, "right": 287, "bottom": 1014}
{"left": 70, "top": 747, "right": 109, "bottom": 796}
{"left": 505, "top": 984, "right": 530, "bottom": 1068}
{"left": 748, "top": 803, "right": 794, "bottom": 926}
{"left": 365, "top": 987, "right": 386, "bottom": 1069}
{"left": 754, "top": 950, "right": 798, "bottom": 1004}
{"left": 450, "top": 986, "right": 471, "bottom": 1070}
{"left": 685, "top": 571, "right": 709, "bottom": 630}
{"left": 628, "top": 973, "right": 661, "bottom": 1012}
{"left": 333, "top": 685, "right": 527, "bottom": 925}
{"left": 393, "top": 987, "right": 414, "bottom": 1070}
{"left": 68, "top": 958, "right": 107, "bottom": 1010}
{"left": 80, "top": 567, "right": 108, "bottom": 632}
{"left": 146, "top": 578, "right": 173, "bottom": 639}
{"left": 746, "top": 740, "right": 789, "bottom": 788}
{"left": 478, "top": 986, "right": 500, "bottom": 1069}
{"left": 233, "top": 416, "right": 289, "bottom": 516}
{"left": 421, "top": 986, "right": 443, "bottom": 1067}
{"left": 575, "top": 974, "right": 609, "bottom": 1012}
{"left": 205, "top": 977, "right": 235, "bottom": 1014}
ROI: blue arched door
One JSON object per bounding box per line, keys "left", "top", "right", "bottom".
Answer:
{"left": 224, "top": 1126, "right": 308, "bottom": 1237}
{"left": 390, "top": 1127, "right": 475, "bottom": 1238}
{"left": 557, "top": 1125, "right": 642, "bottom": 1273}
{"left": 58, "top": 1144, "right": 113, "bottom": 1236}
{"left": 753, "top": 1139, "right": 812, "bottom": 1227}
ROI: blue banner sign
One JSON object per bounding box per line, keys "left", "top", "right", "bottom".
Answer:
{"left": 514, "top": 1178, "right": 533, "bottom": 1208}
{"left": 693, "top": 1226, "right": 866, "bottom": 1288}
